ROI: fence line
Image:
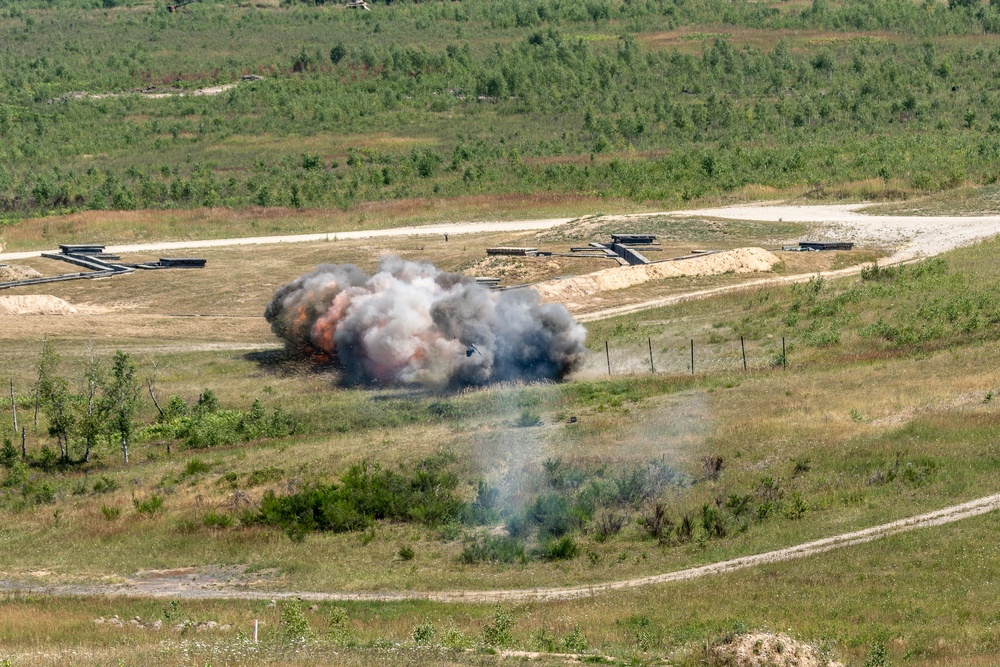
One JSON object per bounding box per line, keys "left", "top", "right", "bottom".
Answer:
{"left": 597, "top": 336, "right": 789, "bottom": 376}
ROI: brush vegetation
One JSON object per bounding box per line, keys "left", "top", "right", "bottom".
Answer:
{"left": 3, "top": 0, "right": 1000, "bottom": 232}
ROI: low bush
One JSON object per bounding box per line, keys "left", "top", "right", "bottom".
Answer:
{"left": 280, "top": 601, "right": 313, "bottom": 642}
{"left": 183, "top": 457, "right": 212, "bottom": 476}
{"left": 527, "top": 493, "right": 577, "bottom": 537}
{"left": 460, "top": 534, "right": 527, "bottom": 564}
{"left": 256, "top": 454, "right": 465, "bottom": 537}
{"left": 142, "top": 398, "right": 295, "bottom": 449}
{"left": 245, "top": 466, "right": 284, "bottom": 487}
{"left": 203, "top": 512, "right": 234, "bottom": 529}
{"left": 92, "top": 475, "right": 118, "bottom": 494}
{"left": 536, "top": 535, "right": 579, "bottom": 561}
{"left": 134, "top": 494, "right": 164, "bottom": 515}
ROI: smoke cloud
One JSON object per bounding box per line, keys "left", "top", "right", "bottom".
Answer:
{"left": 265, "top": 256, "right": 587, "bottom": 386}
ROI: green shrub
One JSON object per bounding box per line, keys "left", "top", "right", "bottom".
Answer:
{"left": 537, "top": 535, "right": 579, "bottom": 561}
{"left": 258, "top": 455, "right": 464, "bottom": 537}
{"left": 2, "top": 460, "right": 28, "bottom": 489}
{"left": 462, "top": 480, "right": 500, "bottom": 524}
{"left": 481, "top": 603, "right": 515, "bottom": 649}
{"left": 515, "top": 408, "right": 542, "bottom": 427}
{"left": 183, "top": 457, "right": 212, "bottom": 476}
{"left": 280, "top": 600, "right": 313, "bottom": 642}
{"left": 528, "top": 493, "right": 575, "bottom": 537}
{"left": 397, "top": 545, "right": 415, "bottom": 561}
{"left": 27, "top": 481, "right": 55, "bottom": 504}
{"left": 203, "top": 512, "right": 234, "bottom": 529}
{"left": 460, "top": 534, "right": 527, "bottom": 564}
{"left": 412, "top": 621, "right": 436, "bottom": 645}
{"left": 92, "top": 475, "right": 119, "bottom": 494}
{"left": 134, "top": 494, "right": 164, "bottom": 515}
{"left": 562, "top": 625, "right": 588, "bottom": 653}
{"left": 142, "top": 398, "right": 295, "bottom": 449}
{"left": 245, "top": 466, "right": 285, "bottom": 487}
{"left": 101, "top": 505, "right": 121, "bottom": 521}
{"left": 0, "top": 439, "right": 17, "bottom": 468}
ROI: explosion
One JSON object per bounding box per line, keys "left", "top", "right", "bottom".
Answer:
{"left": 265, "top": 256, "right": 587, "bottom": 386}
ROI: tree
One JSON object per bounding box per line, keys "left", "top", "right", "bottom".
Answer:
{"left": 330, "top": 42, "right": 347, "bottom": 65}
{"left": 36, "top": 339, "right": 74, "bottom": 462}
{"left": 76, "top": 343, "right": 104, "bottom": 463}
{"left": 102, "top": 351, "right": 141, "bottom": 464}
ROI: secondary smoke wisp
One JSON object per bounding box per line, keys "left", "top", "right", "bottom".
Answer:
{"left": 265, "top": 256, "right": 587, "bottom": 386}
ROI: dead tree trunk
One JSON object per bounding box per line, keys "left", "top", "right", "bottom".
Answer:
{"left": 9, "top": 379, "right": 16, "bottom": 434}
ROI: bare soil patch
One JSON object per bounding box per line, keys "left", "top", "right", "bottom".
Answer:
{"left": 0, "top": 264, "right": 42, "bottom": 282}
{"left": 534, "top": 247, "right": 779, "bottom": 310}
{"left": 0, "top": 295, "right": 90, "bottom": 316}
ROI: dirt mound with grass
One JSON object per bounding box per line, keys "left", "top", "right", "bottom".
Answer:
{"left": 0, "top": 264, "right": 42, "bottom": 282}
{"left": 0, "top": 295, "right": 81, "bottom": 316}
{"left": 533, "top": 247, "right": 779, "bottom": 307}
{"left": 708, "top": 633, "right": 843, "bottom": 667}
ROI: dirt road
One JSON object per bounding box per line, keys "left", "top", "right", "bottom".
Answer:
{"left": 0, "top": 218, "right": 576, "bottom": 262}
{"left": 579, "top": 201, "right": 1000, "bottom": 321}
{"left": 4, "top": 202, "right": 998, "bottom": 265}
{"left": 669, "top": 203, "right": 1000, "bottom": 262}
{"left": 3, "top": 493, "right": 997, "bottom": 604}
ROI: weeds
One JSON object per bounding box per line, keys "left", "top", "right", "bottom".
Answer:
{"left": 133, "top": 494, "right": 164, "bottom": 515}
{"left": 481, "top": 604, "right": 515, "bottom": 650}
{"left": 460, "top": 535, "right": 527, "bottom": 565}
{"left": 101, "top": 505, "right": 121, "bottom": 521}
{"left": 279, "top": 601, "right": 313, "bottom": 642}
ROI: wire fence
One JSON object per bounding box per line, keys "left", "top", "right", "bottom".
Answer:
{"left": 595, "top": 336, "right": 789, "bottom": 377}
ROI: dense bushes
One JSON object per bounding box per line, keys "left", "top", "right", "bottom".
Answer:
{"left": 142, "top": 393, "right": 296, "bottom": 448}
{"left": 3, "top": 2, "right": 1000, "bottom": 220}
{"left": 256, "top": 453, "right": 464, "bottom": 539}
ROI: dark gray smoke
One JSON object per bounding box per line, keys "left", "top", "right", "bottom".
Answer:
{"left": 265, "top": 256, "right": 587, "bottom": 386}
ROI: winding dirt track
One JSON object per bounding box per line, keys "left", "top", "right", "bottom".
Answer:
{"left": 3, "top": 493, "right": 998, "bottom": 603}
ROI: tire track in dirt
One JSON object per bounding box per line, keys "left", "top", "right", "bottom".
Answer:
{"left": 2, "top": 493, "right": 997, "bottom": 604}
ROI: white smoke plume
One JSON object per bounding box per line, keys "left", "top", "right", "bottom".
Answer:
{"left": 265, "top": 256, "right": 587, "bottom": 386}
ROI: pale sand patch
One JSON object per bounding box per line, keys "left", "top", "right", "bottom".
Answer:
{"left": 0, "top": 264, "right": 42, "bottom": 282}
{"left": 533, "top": 247, "right": 779, "bottom": 309}
{"left": 0, "top": 295, "right": 106, "bottom": 316}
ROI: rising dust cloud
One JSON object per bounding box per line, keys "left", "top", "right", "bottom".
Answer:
{"left": 265, "top": 256, "right": 587, "bottom": 386}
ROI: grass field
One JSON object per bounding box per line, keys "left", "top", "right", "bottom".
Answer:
{"left": 2, "top": 223, "right": 1000, "bottom": 664}
{"left": 4, "top": 1, "right": 1000, "bottom": 665}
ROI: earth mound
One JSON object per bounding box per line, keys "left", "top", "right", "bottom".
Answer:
{"left": 533, "top": 247, "right": 779, "bottom": 306}
{"left": 0, "top": 264, "right": 43, "bottom": 282}
{"left": 708, "top": 632, "right": 844, "bottom": 667}
{"left": 0, "top": 295, "right": 81, "bottom": 316}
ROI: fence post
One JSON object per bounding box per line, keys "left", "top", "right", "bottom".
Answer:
{"left": 782, "top": 336, "right": 787, "bottom": 368}
{"left": 648, "top": 337, "right": 655, "bottom": 374}
{"left": 690, "top": 339, "right": 695, "bottom": 375}
{"left": 605, "top": 340, "right": 611, "bottom": 376}
{"left": 741, "top": 336, "right": 747, "bottom": 372}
